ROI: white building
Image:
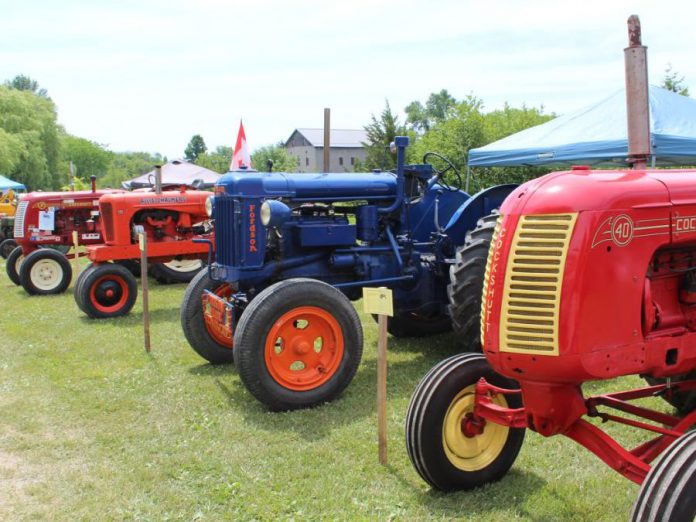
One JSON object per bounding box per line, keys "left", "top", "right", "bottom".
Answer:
{"left": 285, "top": 128, "right": 368, "bottom": 173}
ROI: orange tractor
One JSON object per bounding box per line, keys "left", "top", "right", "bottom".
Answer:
{"left": 406, "top": 17, "right": 696, "bottom": 521}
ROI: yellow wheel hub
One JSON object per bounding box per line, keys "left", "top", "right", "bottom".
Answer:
{"left": 442, "top": 384, "right": 509, "bottom": 471}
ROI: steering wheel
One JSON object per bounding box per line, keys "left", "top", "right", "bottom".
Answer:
{"left": 423, "top": 152, "right": 463, "bottom": 191}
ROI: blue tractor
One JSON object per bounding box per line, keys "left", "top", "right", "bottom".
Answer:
{"left": 181, "top": 136, "right": 515, "bottom": 410}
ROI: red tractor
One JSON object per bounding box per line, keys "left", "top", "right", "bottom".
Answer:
{"left": 5, "top": 177, "right": 123, "bottom": 295}
{"left": 73, "top": 186, "right": 212, "bottom": 318}
{"left": 405, "top": 17, "right": 696, "bottom": 521}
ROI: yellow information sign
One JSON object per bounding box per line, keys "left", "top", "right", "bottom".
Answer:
{"left": 362, "top": 287, "right": 394, "bottom": 317}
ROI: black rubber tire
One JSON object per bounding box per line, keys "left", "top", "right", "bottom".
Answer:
{"left": 180, "top": 269, "right": 236, "bottom": 365}
{"left": 19, "top": 249, "right": 72, "bottom": 295}
{"left": 0, "top": 238, "right": 17, "bottom": 259}
{"left": 149, "top": 259, "right": 203, "bottom": 284}
{"left": 645, "top": 373, "right": 696, "bottom": 416}
{"left": 73, "top": 263, "right": 94, "bottom": 313}
{"left": 5, "top": 246, "right": 24, "bottom": 286}
{"left": 233, "top": 278, "right": 363, "bottom": 411}
{"left": 115, "top": 259, "right": 141, "bottom": 278}
{"left": 79, "top": 263, "right": 138, "bottom": 319}
{"left": 630, "top": 430, "right": 696, "bottom": 522}
{"left": 448, "top": 212, "right": 499, "bottom": 352}
{"left": 373, "top": 312, "right": 452, "bottom": 338}
{"left": 405, "top": 353, "right": 525, "bottom": 491}
{"left": 44, "top": 244, "right": 71, "bottom": 255}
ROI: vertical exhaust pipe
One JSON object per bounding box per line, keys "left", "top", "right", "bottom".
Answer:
{"left": 624, "top": 14, "right": 651, "bottom": 170}
{"left": 90, "top": 175, "right": 97, "bottom": 193}
{"left": 154, "top": 165, "right": 162, "bottom": 194}
{"left": 323, "top": 108, "right": 330, "bottom": 172}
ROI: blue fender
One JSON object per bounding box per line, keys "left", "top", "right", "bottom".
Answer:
{"left": 443, "top": 184, "right": 518, "bottom": 246}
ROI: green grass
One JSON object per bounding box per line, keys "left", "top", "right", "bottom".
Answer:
{"left": 0, "top": 265, "right": 654, "bottom": 520}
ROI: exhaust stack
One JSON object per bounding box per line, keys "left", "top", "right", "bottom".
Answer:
{"left": 624, "top": 14, "right": 651, "bottom": 170}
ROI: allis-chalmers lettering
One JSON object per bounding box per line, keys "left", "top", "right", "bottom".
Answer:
{"left": 249, "top": 204, "right": 257, "bottom": 252}
{"left": 483, "top": 225, "right": 506, "bottom": 339}
{"left": 139, "top": 197, "right": 187, "bottom": 205}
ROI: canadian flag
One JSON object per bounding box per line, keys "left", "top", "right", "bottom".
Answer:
{"left": 230, "top": 120, "right": 252, "bottom": 170}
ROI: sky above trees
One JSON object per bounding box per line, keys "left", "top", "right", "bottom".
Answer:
{"left": 1, "top": 0, "right": 694, "bottom": 158}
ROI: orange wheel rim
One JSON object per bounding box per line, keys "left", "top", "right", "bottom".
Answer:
{"left": 264, "top": 306, "right": 344, "bottom": 391}
{"left": 204, "top": 284, "right": 234, "bottom": 348}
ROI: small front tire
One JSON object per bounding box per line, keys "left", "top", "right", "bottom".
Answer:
{"left": 79, "top": 263, "right": 137, "bottom": 318}
{"left": 0, "top": 238, "right": 17, "bottom": 259}
{"left": 5, "top": 246, "right": 25, "bottom": 286}
{"left": 19, "top": 249, "right": 72, "bottom": 295}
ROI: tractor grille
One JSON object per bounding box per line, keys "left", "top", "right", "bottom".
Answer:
{"left": 13, "top": 200, "right": 29, "bottom": 238}
{"left": 499, "top": 213, "right": 577, "bottom": 356}
{"left": 481, "top": 215, "right": 503, "bottom": 344}
{"left": 214, "top": 196, "right": 236, "bottom": 266}
{"left": 100, "top": 202, "right": 114, "bottom": 242}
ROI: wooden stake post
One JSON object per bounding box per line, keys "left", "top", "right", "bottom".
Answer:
{"left": 362, "top": 287, "right": 394, "bottom": 465}
{"left": 134, "top": 225, "right": 150, "bottom": 353}
{"left": 71, "top": 230, "right": 79, "bottom": 275}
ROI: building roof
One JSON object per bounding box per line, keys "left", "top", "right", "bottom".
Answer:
{"left": 286, "top": 128, "right": 368, "bottom": 148}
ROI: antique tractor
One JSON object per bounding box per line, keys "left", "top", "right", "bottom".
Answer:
{"left": 5, "top": 178, "right": 123, "bottom": 295}
{"left": 74, "top": 186, "right": 211, "bottom": 318}
{"left": 0, "top": 188, "right": 22, "bottom": 258}
{"left": 181, "top": 136, "right": 516, "bottom": 410}
{"left": 405, "top": 17, "right": 696, "bottom": 521}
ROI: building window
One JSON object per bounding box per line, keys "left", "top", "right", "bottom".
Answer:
{"left": 339, "top": 157, "right": 344, "bottom": 166}
{"left": 306, "top": 157, "right": 309, "bottom": 166}
{"left": 350, "top": 157, "right": 355, "bottom": 166}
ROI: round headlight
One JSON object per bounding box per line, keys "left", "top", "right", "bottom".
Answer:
{"left": 260, "top": 201, "right": 272, "bottom": 226}
{"left": 205, "top": 196, "right": 214, "bottom": 217}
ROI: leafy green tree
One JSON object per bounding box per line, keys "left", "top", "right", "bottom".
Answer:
{"left": 184, "top": 134, "right": 207, "bottom": 162}
{"left": 404, "top": 101, "right": 429, "bottom": 132}
{"left": 4, "top": 74, "right": 50, "bottom": 99}
{"left": 196, "top": 145, "right": 234, "bottom": 173}
{"left": 251, "top": 144, "right": 298, "bottom": 172}
{"left": 99, "top": 151, "right": 164, "bottom": 189}
{"left": 662, "top": 64, "right": 690, "bottom": 96}
{"left": 362, "top": 100, "right": 407, "bottom": 170}
{"left": 405, "top": 89, "right": 458, "bottom": 132}
{"left": 60, "top": 134, "right": 112, "bottom": 180}
{"left": 0, "top": 85, "right": 62, "bottom": 190}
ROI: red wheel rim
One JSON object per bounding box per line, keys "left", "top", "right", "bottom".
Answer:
{"left": 89, "top": 274, "right": 129, "bottom": 314}
{"left": 204, "top": 284, "right": 234, "bottom": 348}
{"left": 264, "top": 306, "right": 344, "bottom": 391}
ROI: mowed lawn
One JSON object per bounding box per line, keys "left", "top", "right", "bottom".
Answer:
{"left": 0, "top": 265, "right": 652, "bottom": 520}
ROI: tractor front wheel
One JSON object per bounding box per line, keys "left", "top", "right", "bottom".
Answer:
{"left": 79, "top": 263, "right": 137, "bottom": 318}
{"left": 0, "top": 238, "right": 17, "bottom": 259}
{"left": 448, "top": 212, "right": 499, "bottom": 352}
{"left": 73, "top": 263, "right": 93, "bottom": 313}
{"left": 5, "top": 246, "right": 25, "bottom": 286}
{"left": 631, "top": 430, "right": 696, "bottom": 522}
{"left": 405, "top": 353, "right": 525, "bottom": 491}
{"left": 19, "top": 249, "right": 72, "bottom": 295}
{"left": 150, "top": 259, "right": 203, "bottom": 284}
{"left": 180, "top": 269, "right": 236, "bottom": 364}
{"left": 233, "top": 278, "right": 363, "bottom": 411}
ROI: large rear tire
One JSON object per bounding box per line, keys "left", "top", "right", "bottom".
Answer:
{"left": 372, "top": 312, "right": 451, "bottom": 338}
{"left": 79, "top": 263, "right": 137, "bottom": 318}
{"left": 180, "top": 269, "right": 236, "bottom": 364}
{"left": 448, "top": 212, "right": 499, "bottom": 352}
{"left": 645, "top": 373, "right": 696, "bottom": 416}
{"left": 631, "top": 430, "right": 696, "bottom": 522}
{"left": 5, "top": 246, "right": 24, "bottom": 286}
{"left": 0, "top": 238, "right": 17, "bottom": 259}
{"left": 234, "top": 278, "right": 363, "bottom": 411}
{"left": 405, "top": 353, "right": 525, "bottom": 491}
{"left": 19, "top": 249, "right": 72, "bottom": 295}
{"left": 150, "top": 259, "right": 203, "bottom": 284}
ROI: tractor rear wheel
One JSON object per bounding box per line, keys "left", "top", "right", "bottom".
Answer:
{"left": 115, "top": 259, "right": 141, "bottom": 278}
{"left": 377, "top": 312, "right": 452, "bottom": 338}
{"left": 0, "top": 238, "right": 17, "bottom": 259}
{"left": 645, "top": 372, "right": 696, "bottom": 416}
{"left": 631, "top": 430, "right": 696, "bottom": 522}
{"left": 234, "top": 278, "right": 363, "bottom": 411}
{"left": 19, "top": 249, "right": 72, "bottom": 295}
{"left": 5, "top": 246, "right": 25, "bottom": 286}
{"left": 405, "top": 353, "right": 525, "bottom": 491}
{"left": 180, "top": 269, "right": 236, "bottom": 364}
{"left": 448, "top": 212, "right": 499, "bottom": 352}
{"left": 149, "top": 259, "right": 203, "bottom": 284}
{"left": 79, "top": 263, "right": 137, "bottom": 318}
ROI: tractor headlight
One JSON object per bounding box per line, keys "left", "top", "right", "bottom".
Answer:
{"left": 205, "top": 196, "right": 214, "bottom": 217}
{"left": 260, "top": 200, "right": 291, "bottom": 227}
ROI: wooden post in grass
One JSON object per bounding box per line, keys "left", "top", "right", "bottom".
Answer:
{"left": 362, "top": 287, "right": 394, "bottom": 465}
{"left": 135, "top": 225, "right": 150, "bottom": 353}
{"left": 72, "top": 230, "right": 79, "bottom": 276}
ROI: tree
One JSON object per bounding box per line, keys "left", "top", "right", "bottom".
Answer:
{"left": 251, "top": 144, "right": 298, "bottom": 172}
{"left": 60, "top": 134, "right": 112, "bottom": 181}
{"left": 196, "top": 146, "right": 234, "bottom": 173}
{"left": 0, "top": 85, "right": 62, "bottom": 190}
{"left": 99, "top": 151, "right": 164, "bottom": 189}
{"left": 362, "top": 100, "right": 407, "bottom": 170}
{"left": 4, "top": 74, "right": 50, "bottom": 99}
{"left": 662, "top": 64, "right": 690, "bottom": 96}
{"left": 405, "top": 89, "right": 458, "bottom": 132}
{"left": 184, "top": 134, "right": 207, "bottom": 162}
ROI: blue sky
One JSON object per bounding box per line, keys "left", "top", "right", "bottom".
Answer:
{"left": 1, "top": 0, "right": 694, "bottom": 158}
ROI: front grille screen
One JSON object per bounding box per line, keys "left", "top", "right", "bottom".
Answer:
{"left": 13, "top": 200, "right": 29, "bottom": 238}
{"left": 499, "top": 213, "right": 577, "bottom": 356}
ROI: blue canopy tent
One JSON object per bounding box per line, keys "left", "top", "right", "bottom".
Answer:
{"left": 468, "top": 86, "right": 696, "bottom": 168}
{"left": 0, "top": 175, "right": 26, "bottom": 192}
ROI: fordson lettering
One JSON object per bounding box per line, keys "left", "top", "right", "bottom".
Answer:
{"left": 249, "top": 204, "right": 257, "bottom": 252}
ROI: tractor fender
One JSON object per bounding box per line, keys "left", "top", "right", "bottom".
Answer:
{"left": 443, "top": 184, "right": 517, "bottom": 246}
